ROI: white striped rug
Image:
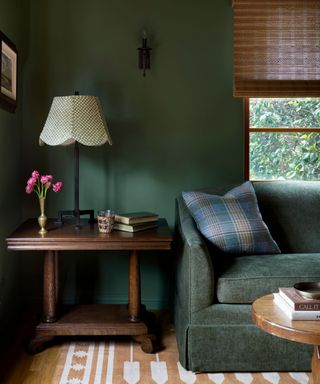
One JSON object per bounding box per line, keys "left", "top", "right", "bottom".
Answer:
{"left": 53, "top": 329, "right": 311, "bottom": 384}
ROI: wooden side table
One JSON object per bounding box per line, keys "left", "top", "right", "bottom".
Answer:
{"left": 6, "top": 218, "right": 173, "bottom": 354}
{"left": 252, "top": 294, "right": 320, "bottom": 383}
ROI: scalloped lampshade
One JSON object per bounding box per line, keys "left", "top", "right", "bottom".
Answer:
{"left": 39, "top": 95, "right": 112, "bottom": 147}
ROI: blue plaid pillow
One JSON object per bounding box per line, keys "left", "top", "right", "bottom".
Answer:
{"left": 182, "top": 181, "right": 280, "bottom": 255}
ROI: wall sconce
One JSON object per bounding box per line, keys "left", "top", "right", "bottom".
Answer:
{"left": 138, "top": 31, "right": 152, "bottom": 77}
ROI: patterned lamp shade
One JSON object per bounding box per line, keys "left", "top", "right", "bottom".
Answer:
{"left": 39, "top": 95, "right": 112, "bottom": 146}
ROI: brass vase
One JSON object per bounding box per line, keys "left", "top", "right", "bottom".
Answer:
{"left": 38, "top": 197, "right": 47, "bottom": 235}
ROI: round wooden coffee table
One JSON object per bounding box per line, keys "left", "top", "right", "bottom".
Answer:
{"left": 252, "top": 294, "right": 320, "bottom": 383}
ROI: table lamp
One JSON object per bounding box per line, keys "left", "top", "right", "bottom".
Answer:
{"left": 39, "top": 92, "right": 112, "bottom": 229}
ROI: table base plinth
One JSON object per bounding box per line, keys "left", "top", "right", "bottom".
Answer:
{"left": 27, "top": 304, "right": 156, "bottom": 354}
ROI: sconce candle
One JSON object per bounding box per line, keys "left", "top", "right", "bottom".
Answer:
{"left": 138, "top": 30, "right": 152, "bottom": 76}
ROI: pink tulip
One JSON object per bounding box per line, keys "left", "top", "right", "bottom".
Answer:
{"left": 25, "top": 184, "right": 34, "bottom": 194}
{"left": 32, "top": 170, "right": 39, "bottom": 179}
{"left": 27, "top": 177, "right": 37, "bottom": 186}
{"left": 53, "top": 181, "right": 63, "bottom": 193}
{"left": 40, "top": 175, "right": 50, "bottom": 184}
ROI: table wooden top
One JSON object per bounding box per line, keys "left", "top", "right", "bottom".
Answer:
{"left": 6, "top": 218, "right": 173, "bottom": 251}
{"left": 252, "top": 294, "right": 320, "bottom": 346}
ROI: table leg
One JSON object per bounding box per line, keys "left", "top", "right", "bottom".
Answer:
{"left": 54, "top": 251, "right": 59, "bottom": 304}
{"left": 27, "top": 250, "right": 57, "bottom": 353}
{"left": 312, "top": 345, "right": 320, "bottom": 384}
{"left": 128, "top": 250, "right": 141, "bottom": 322}
{"left": 128, "top": 250, "right": 157, "bottom": 352}
{"left": 43, "top": 250, "right": 57, "bottom": 323}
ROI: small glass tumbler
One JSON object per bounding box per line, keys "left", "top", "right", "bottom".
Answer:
{"left": 97, "top": 209, "right": 115, "bottom": 233}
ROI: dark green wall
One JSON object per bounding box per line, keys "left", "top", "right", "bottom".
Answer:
{"left": 20, "top": 0, "right": 243, "bottom": 309}
{"left": 0, "top": 0, "right": 23, "bottom": 337}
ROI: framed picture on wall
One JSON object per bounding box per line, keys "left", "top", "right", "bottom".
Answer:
{"left": 0, "top": 31, "right": 17, "bottom": 113}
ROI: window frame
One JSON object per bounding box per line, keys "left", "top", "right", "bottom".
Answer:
{"left": 245, "top": 98, "right": 320, "bottom": 181}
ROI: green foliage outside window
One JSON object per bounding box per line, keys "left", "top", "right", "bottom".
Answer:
{"left": 250, "top": 98, "right": 320, "bottom": 128}
{"left": 249, "top": 99, "right": 320, "bottom": 180}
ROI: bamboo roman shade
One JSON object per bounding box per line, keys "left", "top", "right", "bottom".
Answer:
{"left": 233, "top": 0, "right": 320, "bottom": 97}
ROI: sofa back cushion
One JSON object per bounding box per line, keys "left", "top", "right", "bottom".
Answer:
{"left": 217, "top": 253, "right": 320, "bottom": 303}
{"left": 253, "top": 181, "right": 320, "bottom": 253}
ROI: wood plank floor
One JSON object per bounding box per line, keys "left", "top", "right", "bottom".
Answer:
{"left": 2, "top": 344, "right": 60, "bottom": 384}
{"left": 0, "top": 309, "right": 63, "bottom": 384}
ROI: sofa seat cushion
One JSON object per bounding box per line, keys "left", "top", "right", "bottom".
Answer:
{"left": 216, "top": 253, "right": 320, "bottom": 304}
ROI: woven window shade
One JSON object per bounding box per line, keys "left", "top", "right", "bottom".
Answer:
{"left": 233, "top": 0, "right": 320, "bottom": 97}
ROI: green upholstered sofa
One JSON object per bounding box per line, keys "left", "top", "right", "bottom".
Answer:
{"left": 174, "top": 181, "right": 320, "bottom": 372}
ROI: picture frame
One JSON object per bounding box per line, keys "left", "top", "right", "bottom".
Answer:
{"left": 0, "top": 31, "right": 17, "bottom": 113}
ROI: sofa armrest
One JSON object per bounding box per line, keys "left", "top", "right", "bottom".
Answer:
{"left": 174, "top": 196, "right": 214, "bottom": 319}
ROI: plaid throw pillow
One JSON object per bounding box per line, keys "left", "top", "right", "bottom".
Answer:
{"left": 182, "top": 181, "right": 280, "bottom": 255}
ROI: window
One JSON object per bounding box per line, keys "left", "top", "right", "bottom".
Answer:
{"left": 233, "top": 2, "right": 320, "bottom": 180}
{"left": 246, "top": 98, "right": 320, "bottom": 181}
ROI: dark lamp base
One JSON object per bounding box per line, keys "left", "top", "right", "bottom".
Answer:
{"left": 56, "top": 209, "right": 95, "bottom": 229}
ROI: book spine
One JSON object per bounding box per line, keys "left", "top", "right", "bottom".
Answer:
{"left": 115, "top": 217, "right": 158, "bottom": 225}
{"left": 291, "top": 311, "right": 320, "bottom": 320}
{"left": 113, "top": 224, "right": 134, "bottom": 232}
{"left": 115, "top": 217, "right": 130, "bottom": 225}
{"left": 128, "top": 217, "right": 159, "bottom": 224}
{"left": 113, "top": 222, "right": 158, "bottom": 232}
{"left": 295, "top": 302, "right": 320, "bottom": 311}
{"left": 274, "top": 293, "right": 320, "bottom": 320}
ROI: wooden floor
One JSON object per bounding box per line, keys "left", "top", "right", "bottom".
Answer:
{"left": 1, "top": 344, "right": 61, "bottom": 384}
{"left": 0, "top": 313, "right": 61, "bottom": 384}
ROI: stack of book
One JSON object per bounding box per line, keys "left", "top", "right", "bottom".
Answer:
{"left": 274, "top": 287, "right": 320, "bottom": 320}
{"left": 114, "top": 212, "right": 159, "bottom": 232}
